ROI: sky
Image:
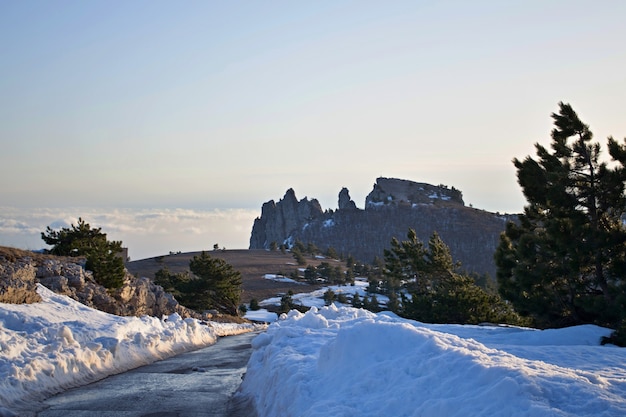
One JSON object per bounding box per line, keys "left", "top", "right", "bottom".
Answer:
{"left": 1, "top": 1, "right": 625, "bottom": 258}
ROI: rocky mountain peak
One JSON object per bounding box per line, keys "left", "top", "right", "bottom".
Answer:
{"left": 250, "top": 178, "right": 513, "bottom": 278}
{"left": 250, "top": 189, "right": 324, "bottom": 249}
{"left": 338, "top": 187, "right": 357, "bottom": 210}
{"left": 366, "top": 177, "right": 464, "bottom": 207}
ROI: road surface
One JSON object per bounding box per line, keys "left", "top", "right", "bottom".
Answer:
{"left": 36, "top": 331, "right": 259, "bottom": 417}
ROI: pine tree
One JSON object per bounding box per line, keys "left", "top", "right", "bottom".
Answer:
{"left": 383, "top": 229, "right": 427, "bottom": 294}
{"left": 292, "top": 248, "right": 306, "bottom": 266}
{"left": 323, "top": 289, "right": 336, "bottom": 305}
{"left": 386, "top": 229, "right": 523, "bottom": 324}
{"left": 188, "top": 251, "right": 242, "bottom": 315}
{"left": 85, "top": 243, "right": 125, "bottom": 289}
{"left": 352, "top": 292, "right": 362, "bottom": 308}
{"left": 496, "top": 102, "right": 626, "bottom": 330}
{"left": 304, "top": 265, "right": 317, "bottom": 283}
{"left": 280, "top": 291, "right": 295, "bottom": 313}
{"left": 41, "top": 218, "right": 125, "bottom": 289}
{"left": 368, "top": 294, "right": 380, "bottom": 312}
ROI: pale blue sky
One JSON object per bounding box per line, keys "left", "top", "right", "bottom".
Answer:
{"left": 1, "top": 1, "right": 625, "bottom": 257}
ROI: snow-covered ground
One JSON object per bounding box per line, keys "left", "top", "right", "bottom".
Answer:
{"left": 257, "top": 279, "right": 387, "bottom": 310}
{"left": 240, "top": 305, "right": 626, "bottom": 417}
{"left": 263, "top": 273, "right": 300, "bottom": 284}
{"left": 0, "top": 284, "right": 259, "bottom": 416}
{"left": 3, "top": 282, "right": 626, "bottom": 417}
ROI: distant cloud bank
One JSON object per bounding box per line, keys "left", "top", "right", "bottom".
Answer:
{"left": 0, "top": 207, "right": 259, "bottom": 260}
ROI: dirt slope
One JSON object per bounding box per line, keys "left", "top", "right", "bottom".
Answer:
{"left": 126, "top": 249, "right": 335, "bottom": 304}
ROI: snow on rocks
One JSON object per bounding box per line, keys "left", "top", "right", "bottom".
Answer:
{"left": 240, "top": 305, "right": 626, "bottom": 417}
{"left": 0, "top": 284, "right": 258, "bottom": 415}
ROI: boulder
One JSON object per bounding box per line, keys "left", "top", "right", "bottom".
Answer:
{"left": 0, "top": 247, "right": 199, "bottom": 319}
{"left": 0, "top": 259, "right": 41, "bottom": 304}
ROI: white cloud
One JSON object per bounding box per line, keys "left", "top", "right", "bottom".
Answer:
{"left": 0, "top": 207, "right": 260, "bottom": 260}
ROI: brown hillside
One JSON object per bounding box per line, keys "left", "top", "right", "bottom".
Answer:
{"left": 126, "top": 249, "right": 336, "bottom": 304}
{"left": 0, "top": 246, "right": 83, "bottom": 264}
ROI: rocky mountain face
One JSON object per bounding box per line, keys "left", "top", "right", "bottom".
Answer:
{"left": 250, "top": 177, "right": 515, "bottom": 278}
{"left": 0, "top": 247, "right": 198, "bottom": 318}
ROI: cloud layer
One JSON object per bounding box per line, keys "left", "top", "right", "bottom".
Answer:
{"left": 0, "top": 207, "right": 259, "bottom": 260}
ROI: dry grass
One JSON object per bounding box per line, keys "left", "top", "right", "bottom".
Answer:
{"left": 0, "top": 246, "right": 84, "bottom": 264}
{"left": 126, "top": 249, "right": 342, "bottom": 304}
{"left": 1, "top": 246, "right": 342, "bottom": 305}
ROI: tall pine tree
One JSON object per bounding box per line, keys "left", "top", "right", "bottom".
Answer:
{"left": 496, "top": 102, "right": 626, "bottom": 330}
{"left": 385, "top": 230, "right": 523, "bottom": 324}
{"left": 188, "top": 251, "right": 242, "bottom": 316}
{"left": 41, "top": 218, "right": 125, "bottom": 289}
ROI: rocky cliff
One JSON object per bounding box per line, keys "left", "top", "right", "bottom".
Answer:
{"left": 249, "top": 188, "right": 324, "bottom": 250}
{"left": 249, "top": 177, "right": 515, "bottom": 278}
{"left": 0, "top": 246, "right": 198, "bottom": 318}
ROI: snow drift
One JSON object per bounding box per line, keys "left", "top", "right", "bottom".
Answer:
{"left": 239, "top": 305, "right": 626, "bottom": 417}
{"left": 0, "top": 284, "right": 258, "bottom": 415}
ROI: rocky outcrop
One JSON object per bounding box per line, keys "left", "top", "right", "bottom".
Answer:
{"left": 0, "top": 260, "right": 41, "bottom": 304}
{"left": 338, "top": 187, "right": 357, "bottom": 210}
{"left": 0, "top": 247, "right": 198, "bottom": 318}
{"left": 366, "top": 177, "right": 464, "bottom": 207}
{"left": 249, "top": 178, "right": 515, "bottom": 278}
{"left": 249, "top": 188, "right": 324, "bottom": 249}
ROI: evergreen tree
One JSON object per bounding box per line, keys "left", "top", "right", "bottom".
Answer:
{"left": 336, "top": 292, "right": 348, "bottom": 304}
{"left": 362, "top": 295, "right": 371, "bottom": 309}
{"left": 383, "top": 229, "right": 426, "bottom": 294}
{"left": 41, "top": 218, "right": 125, "bottom": 289}
{"left": 154, "top": 267, "right": 190, "bottom": 300}
{"left": 346, "top": 255, "right": 355, "bottom": 269}
{"left": 85, "top": 243, "right": 126, "bottom": 289}
{"left": 280, "top": 291, "right": 295, "bottom": 313}
{"left": 154, "top": 266, "right": 174, "bottom": 291}
{"left": 188, "top": 251, "right": 242, "bottom": 315}
{"left": 367, "top": 294, "right": 380, "bottom": 312}
{"left": 352, "top": 292, "right": 362, "bottom": 308}
{"left": 323, "top": 288, "right": 336, "bottom": 305}
{"left": 306, "top": 242, "right": 319, "bottom": 256}
{"left": 304, "top": 265, "right": 317, "bottom": 283}
{"left": 293, "top": 240, "right": 306, "bottom": 253}
{"left": 496, "top": 102, "right": 626, "bottom": 332}
{"left": 385, "top": 229, "right": 524, "bottom": 325}
{"left": 292, "top": 248, "right": 307, "bottom": 266}
{"left": 386, "top": 291, "right": 401, "bottom": 314}
{"left": 326, "top": 246, "right": 339, "bottom": 260}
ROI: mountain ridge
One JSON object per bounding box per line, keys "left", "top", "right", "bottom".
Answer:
{"left": 250, "top": 177, "right": 516, "bottom": 278}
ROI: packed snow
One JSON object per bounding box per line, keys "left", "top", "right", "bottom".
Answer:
{"left": 263, "top": 273, "right": 299, "bottom": 284}
{"left": 3, "top": 282, "right": 626, "bottom": 417}
{"left": 0, "top": 284, "right": 259, "bottom": 416}
{"left": 239, "top": 305, "right": 626, "bottom": 417}
{"left": 244, "top": 308, "right": 278, "bottom": 323}
{"left": 256, "top": 279, "right": 388, "bottom": 311}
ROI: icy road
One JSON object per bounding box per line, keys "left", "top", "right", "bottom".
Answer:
{"left": 36, "top": 331, "right": 259, "bottom": 417}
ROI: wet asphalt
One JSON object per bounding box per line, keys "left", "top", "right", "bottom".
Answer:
{"left": 35, "top": 331, "right": 260, "bottom": 417}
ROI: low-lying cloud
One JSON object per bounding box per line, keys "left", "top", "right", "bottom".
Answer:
{"left": 0, "top": 207, "right": 259, "bottom": 261}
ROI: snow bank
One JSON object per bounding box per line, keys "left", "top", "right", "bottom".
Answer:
{"left": 240, "top": 305, "right": 626, "bottom": 417}
{"left": 0, "top": 284, "right": 258, "bottom": 414}
{"left": 263, "top": 274, "right": 298, "bottom": 283}
{"left": 259, "top": 280, "right": 384, "bottom": 310}
{"left": 245, "top": 308, "right": 278, "bottom": 323}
